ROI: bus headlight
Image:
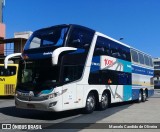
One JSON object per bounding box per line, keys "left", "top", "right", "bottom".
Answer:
{"left": 47, "top": 89, "right": 67, "bottom": 99}
{"left": 15, "top": 91, "right": 22, "bottom": 97}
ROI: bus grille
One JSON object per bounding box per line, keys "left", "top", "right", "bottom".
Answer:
{"left": 4, "top": 84, "right": 15, "bottom": 95}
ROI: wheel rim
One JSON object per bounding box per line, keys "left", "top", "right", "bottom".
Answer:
{"left": 144, "top": 92, "right": 146, "bottom": 100}
{"left": 101, "top": 94, "right": 108, "bottom": 108}
{"left": 86, "top": 96, "right": 95, "bottom": 111}
{"left": 139, "top": 92, "right": 142, "bottom": 101}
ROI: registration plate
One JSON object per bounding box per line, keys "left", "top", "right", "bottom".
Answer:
{"left": 27, "top": 104, "right": 35, "bottom": 108}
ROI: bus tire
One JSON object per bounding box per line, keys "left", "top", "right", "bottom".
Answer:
{"left": 142, "top": 90, "right": 147, "bottom": 102}
{"left": 137, "top": 90, "right": 143, "bottom": 103}
{"left": 83, "top": 92, "right": 96, "bottom": 114}
{"left": 99, "top": 92, "right": 109, "bottom": 110}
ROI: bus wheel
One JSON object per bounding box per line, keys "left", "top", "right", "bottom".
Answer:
{"left": 142, "top": 90, "right": 146, "bottom": 102}
{"left": 99, "top": 92, "right": 109, "bottom": 110}
{"left": 137, "top": 90, "right": 143, "bottom": 103}
{"left": 84, "top": 93, "right": 96, "bottom": 114}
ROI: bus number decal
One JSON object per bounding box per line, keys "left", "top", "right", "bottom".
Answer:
{"left": 104, "top": 59, "right": 114, "bottom": 66}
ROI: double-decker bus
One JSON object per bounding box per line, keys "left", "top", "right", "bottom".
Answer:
{"left": 0, "top": 64, "right": 19, "bottom": 96}
{"left": 5, "top": 24, "right": 154, "bottom": 113}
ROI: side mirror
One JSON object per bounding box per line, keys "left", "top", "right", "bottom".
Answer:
{"left": 4, "top": 53, "right": 22, "bottom": 69}
{"left": 52, "top": 47, "right": 77, "bottom": 65}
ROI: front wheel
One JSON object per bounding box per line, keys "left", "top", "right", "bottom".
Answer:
{"left": 83, "top": 93, "right": 96, "bottom": 114}
{"left": 99, "top": 92, "right": 109, "bottom": 110}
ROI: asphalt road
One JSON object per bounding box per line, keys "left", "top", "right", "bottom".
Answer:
{"left": 0, "top": 89, "right": 160, "bottom": 132}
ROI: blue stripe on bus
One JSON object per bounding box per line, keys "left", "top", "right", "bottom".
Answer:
{"left": 26, "top": 48, "right": 85, "bottom": 59}
{"left": 117, "top": 59, "right": 132, "bottom": 73}
{"left": 132, "top": 89, "right": 140, "bottom": 100}
{"left": 90, "top": 56, "right": 100, "bottom": 72}
{"left": 27, "top": 53, "right": 52, "bottom": 59}
{"left": 69, "top": 48, "right": 85, "bottom": 54}
{"left": 132, "top": 65, "right": 154, "bottom": 76}
{"left": 34, "top": 88, "right": 54, "bottom": 97}
{"left": 123, "top": 85, "right": 132, "bottom": 101}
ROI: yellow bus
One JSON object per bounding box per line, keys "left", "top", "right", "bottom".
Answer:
{"left": 0, "top": 64, "right": 19, "bottom": 96}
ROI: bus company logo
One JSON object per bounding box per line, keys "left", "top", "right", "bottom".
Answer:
{"left": 28, "top": 91, "right": 34, "bottom": 101}
{"left": 43, "top": 52, "right": 52, "bottom": 55}
{"left": 104, "top": 58, "right": 114, "bottom": 66}
{"left": 0, "top": 78, "right": 5, "bottom": 81}
{"left": 29, "top": 91, "right": 34, "bottom": 97}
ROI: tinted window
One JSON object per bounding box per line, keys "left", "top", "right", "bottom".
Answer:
{"left": 24, "top": 26, "right": 69, "bottom": 50}
{"left": 63, "top": 27, "right": 94, "bottom": 65}
{"left": 94, "top": 36, "right": 131, "bottom": 61}
{"left": 144, "top": 55, "right": 150, "bottom": 66}
{"left": 154, "top": 62, "right": 160, "bottom": 65}
{"left": 63, "top": 65, "right": 84, "bottom": 83}
{"left": 131, "top": 50, "right": 139, "bottom": 63}
{"left": 89, "top": 70, "right": 131, "bottom": 85}
{"left": 67, "top": 27, "right": 94, "bottom": 50}
{"left": 138, "top": 53, "right": 144, "bottom": 64}
{"left": 155, "top": 66, "right": 160, "bottom": 69}
{"left": 62, "top": 26, "right": 95, "bottom": 84}
{"left": 0, "top": 66, "right": 16, "bottom": 76}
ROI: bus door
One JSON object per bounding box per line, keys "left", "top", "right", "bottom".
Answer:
{"left": 62, "top": 65, "right": 77, "bottom": 110}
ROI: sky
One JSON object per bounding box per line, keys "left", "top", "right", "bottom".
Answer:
{"left": 2, "top": 0, "right": 160, "bottom": 57}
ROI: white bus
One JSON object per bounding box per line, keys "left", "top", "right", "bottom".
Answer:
{"left": 5, "top": 24, "right": 154, "bottom": 113}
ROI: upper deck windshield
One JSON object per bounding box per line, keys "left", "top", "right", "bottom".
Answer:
{"left": 24, "top": 26, "right": 69, "bottom": 50}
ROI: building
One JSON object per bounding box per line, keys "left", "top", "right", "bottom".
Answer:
{"left": 153, "top": 58, "right": 160, "bottom": 89}
{"left": 3, "top": 31, "right": 32, "bottom": 56}
{"left": 13, "top": 31, "right": 32, "bottom": 53}
{"left": 0, "top": 31, "right": 32, "bottom": 63}
{"left": 0, "top": 0, "right": 32, "bottom": 62}
{"left": 0, "top": 0, "right": 5, "bottom": 55}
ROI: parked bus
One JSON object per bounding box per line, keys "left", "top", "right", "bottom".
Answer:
{"left": 5, "top": 24, "right": 154, "bottom": 113}
{"left": 0, "top": 64, "right": 19, "bottom": 96}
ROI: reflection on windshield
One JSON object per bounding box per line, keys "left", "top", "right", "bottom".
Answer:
{"left": 24, "top": 26, "right": 68, "bottom": 50}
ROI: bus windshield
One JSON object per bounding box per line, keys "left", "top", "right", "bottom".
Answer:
{"left": 0, "top": 66, "right": 17, "bottom": 76}
{"left": 18, "top": 59, "right": 60, "bottom": 91}
{"left": 24, "top": 26, "right": 69, "bottom": 50}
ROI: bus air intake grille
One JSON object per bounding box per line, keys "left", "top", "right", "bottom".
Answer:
{"left": 4, "top": 84, "right": 15, "bottom": 95}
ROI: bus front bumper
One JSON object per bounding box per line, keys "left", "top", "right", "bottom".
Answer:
{"left": 15, "top": 96, "right": 63, "bottom": 112}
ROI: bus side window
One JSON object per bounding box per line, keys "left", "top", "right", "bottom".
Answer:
{"left": 131, "top": 49, "right": 139, "bottom": 63}
{"left": 144, "top": 55, "right": 150, "bottom": 66}
{"left": 138, "top": 53, "right": 144, "bottom": 65}
{"left": 94, "top": 36, "right": 131, "bottom": 61}
{"left": 67, "top": 27, "right": 94, "bottom": 50}
{"left": 149, "top": 57, "right": 153, "bottom": 67}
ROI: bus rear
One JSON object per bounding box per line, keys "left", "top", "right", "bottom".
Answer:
{"left": 0, "top": 64, "right": 18, "bottom": 96}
